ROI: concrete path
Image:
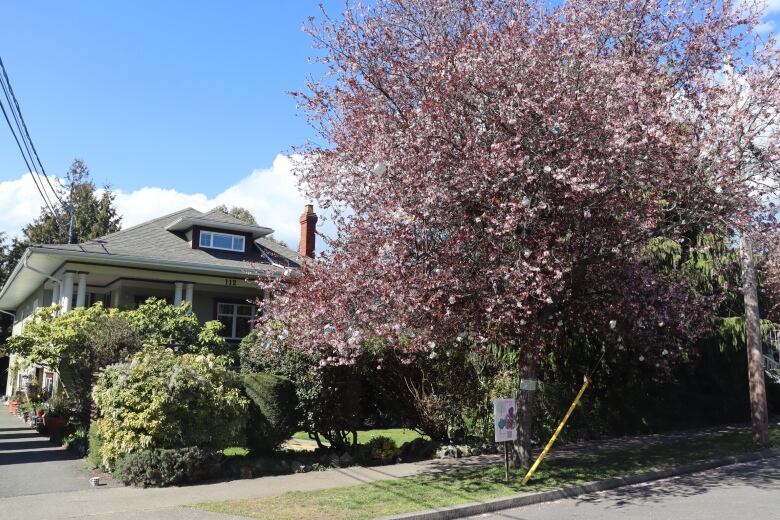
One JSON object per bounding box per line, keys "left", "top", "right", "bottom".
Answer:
{"left": 469, "top": 457, "right": 780, "bottom": 520}
{"left": 0, "top": 410, "right": 110, "bottom": 499}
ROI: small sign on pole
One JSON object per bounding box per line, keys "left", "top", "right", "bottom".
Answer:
{"left": 493, "top": 398, "right": 517, "bottom": 481}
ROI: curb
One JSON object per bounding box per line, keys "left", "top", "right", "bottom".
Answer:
{"left": 379, "top": 448, "right": 780, "bottom": 520}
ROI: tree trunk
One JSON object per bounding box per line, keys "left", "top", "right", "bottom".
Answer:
{"left": 513, "top": 358, "right": 538, "bottom": 467}
{"left": 740, "top": 235, "right": 770, "bottom": 444}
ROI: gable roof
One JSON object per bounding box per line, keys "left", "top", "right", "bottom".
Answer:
{"left": 31, "top": 207, "right": 302, "bottom": 273}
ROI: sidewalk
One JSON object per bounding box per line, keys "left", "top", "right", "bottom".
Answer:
{"left": 0, "top": 420, "right": 757, "bottom": 520}
{"left": 0, "top": 449, "right": 500, "bottom": 519}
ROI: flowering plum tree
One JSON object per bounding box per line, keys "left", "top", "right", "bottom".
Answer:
{"left": 260, "top": 0, "right": 780, "bottom": 464}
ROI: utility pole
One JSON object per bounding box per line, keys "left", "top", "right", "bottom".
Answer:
{"left": 65, "top": 203, "right": 75, "bottom": 244}
{"left": 740, "top": 234, "right": 769, "bottom": 444}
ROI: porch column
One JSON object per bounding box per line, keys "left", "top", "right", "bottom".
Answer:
{"left": 184, "top": 283, "right": 194, "bottom": 312}
{"left": 60, "top": 272, "right": 74, "bottom": 312}
{"left": 173, "top": 282, "right": 183, "bottom": 307}
{"left": 76, "top": 273, "right": 87, "bottom": 308}
{"left": 51, "top": 282, "right": 60, "bottom": 306}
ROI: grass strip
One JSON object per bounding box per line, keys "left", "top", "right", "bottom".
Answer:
{"left": 292, "top": 428, "right": 428, "bottom": 446}
{"left": 195, "top": 426, "right": 779, "bottom": 520}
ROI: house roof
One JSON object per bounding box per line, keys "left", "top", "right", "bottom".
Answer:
{"left": 0, "top": 208, "right": 304, "bottom": 311}
{"left": 33, "top": 208, "right": 302, "bottom": 271}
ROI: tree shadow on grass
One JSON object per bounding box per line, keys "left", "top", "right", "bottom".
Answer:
{"left": 323, "top": 433, "right": 779, "bottom": 518}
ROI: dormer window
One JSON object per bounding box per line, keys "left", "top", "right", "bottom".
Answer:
{"left": 199, "top": 230, "right": 245, "bottom": 252}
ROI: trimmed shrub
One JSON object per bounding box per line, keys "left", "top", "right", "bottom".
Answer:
{"left": 364, "top": 436, "right": 400, "bottom": 463}
{"left": 243, "top": 373, "right": 299, "bottom": 454}
{"left": 400, "top": 437, "right": 439, "bottom": 460}
{"left": 114, "top": 447, "right": 216, "bottom": 487}
{"left": 92, "top": 346, "right": 248, "bottom": 468}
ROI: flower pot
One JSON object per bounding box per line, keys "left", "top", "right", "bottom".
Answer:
{"left": 8, "top": 401, "right": 18, "bottom": 414}
{"left": 43, "top": 415, "right": 66, "bottom": 433}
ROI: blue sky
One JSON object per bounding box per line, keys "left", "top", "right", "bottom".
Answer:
{"left": 0, "top": 2, "right": 340, "bottom": 245}
{"left": 1, "top": 1, "right": 335, "bottom": 193}
{"left": 0, "top": 1, "right": 778, "bottom": 246}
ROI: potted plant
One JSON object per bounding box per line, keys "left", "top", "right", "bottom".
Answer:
{"left": 27, "top": 388, "right": 50, "bottom": 417}
{"left": 43, "top": 394, "right": 70, "bottom": 434}
{"left": 13, "top": 393, "right": 28, "bottom": 418}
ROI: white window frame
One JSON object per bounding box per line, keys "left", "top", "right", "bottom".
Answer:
{"left": 216, "top": 302, "right": 255, "bottom": 340}
{"left": 199, "top": 230, "right": 245, "bottom": 252}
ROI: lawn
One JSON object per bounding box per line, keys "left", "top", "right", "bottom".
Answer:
{"left": 291, "top": 428, "right": 428, "bottom": 446}
{"left": 222, "top": 447, "right": 250, "bottom": 457}
{"left": 196, "top": 426, "right": 780, "bottom": 520}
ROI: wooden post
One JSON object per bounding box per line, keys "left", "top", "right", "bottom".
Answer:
{"left": 740, "top": 235, "right": 769, "bottom": 444}
{"left": 504, "top": 441, "right": 509, "bottom": 481}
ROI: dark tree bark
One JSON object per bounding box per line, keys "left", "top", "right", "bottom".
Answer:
{"left": 740, "top": 235, "right": 769, "bottom": 444}
{"left": 513, "top": 357, "right": 538, "bottom": 467}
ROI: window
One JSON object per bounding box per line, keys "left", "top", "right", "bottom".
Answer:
{"left": 199, "top": 230, "right": 245, "bottom": 252}
{"left": 217, "top": 302, "right": 255, "bottom": 340}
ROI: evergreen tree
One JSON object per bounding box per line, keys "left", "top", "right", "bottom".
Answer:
{"left": 0, "top": 159, "right": 122, "bottom": 345}
{"left": 23, "top": 159, "right": 121, "bottom": 245}
{"left": 213, "top": 204, "right": 257, "bottom": 225}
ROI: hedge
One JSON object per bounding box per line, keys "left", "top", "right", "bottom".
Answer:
{"left": 243, "top": 372, "right": 299, "bottom": 453}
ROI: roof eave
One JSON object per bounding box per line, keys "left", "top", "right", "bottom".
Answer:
{"left": 165, "top": 217, "right": 274, "bottom": 238}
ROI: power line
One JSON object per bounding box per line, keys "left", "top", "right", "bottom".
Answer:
{"left": 0, "top": 55, "right": 62, "bottom": 206}
{"left": 0, "top": 55, "right": 65, "bottom": 232}
{"left": 0, "top": 94, "right": 59, "bottom": 221}
{"left": 0, "top": 71, "right": 59, "bottom": 215}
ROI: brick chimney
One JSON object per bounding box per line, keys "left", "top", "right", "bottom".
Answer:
{"left": 299, "top": 204, "right": 318, "bottom": 258}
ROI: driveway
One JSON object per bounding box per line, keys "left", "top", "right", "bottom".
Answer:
{"left": 0, "top": 409, "right": 109, "bottom": 498}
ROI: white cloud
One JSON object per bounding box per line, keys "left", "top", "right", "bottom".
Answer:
{"left": 0, "top": 154, "right": 331, "bottom": 251}
{"left": 756, "top": 20, "right": 776, "bottom": 34}
{"left": 0, "top": 173, "right": 55, "bottom": 238}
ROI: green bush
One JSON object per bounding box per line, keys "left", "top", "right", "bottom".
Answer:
{"left": 63, "top": 425, "right": 88, "bottom": 456}
{"left": 114, "top": 447, "right": 216, "bottom": 487}
{"left": 92, "top": 346, "right": 248, "bottom": 468}
{"left": 400, "top": 438, "right": 439, "bottom": 460}
{"left": 241, "top": 332, "right": 365, "bottom": 450}
{"left": 243, "top": 373, "right": 299, "bottom": 454}
{"left": 364, "top": 435, "right": 400, "bottom": 463}
{"left": 86, "top": 423, "right": 104, "bottom": 470}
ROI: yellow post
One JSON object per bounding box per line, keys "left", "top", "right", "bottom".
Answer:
{"left": 521, "top": 375, "right": 590, "bottom": 485}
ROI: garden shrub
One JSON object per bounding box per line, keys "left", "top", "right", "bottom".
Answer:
{"left": 114, "top": 447, "right": 216, "bottom": 487}
{"left": 363, "top": 436, "right": 400, "bottom": 463}
{"left": 92, "top": 346, "right": 248, "bottom": 468}
{"left": 243, "top": 372, "right": 299, "bottom": 453}
{"left": 86, "top": 423, "right": 104, "bottom": 470}
{"left": 400, "top": 437, "right": 439, "bottom": 460}
{"left": 241, "top": 332, "right": 365, "bottom": 450}
{"left": 62, "top": 425, "right": 88, "bottom": 457}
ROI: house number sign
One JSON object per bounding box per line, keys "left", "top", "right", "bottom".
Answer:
{"left": 224, "top": 279, "right": 238, "bottom": 286}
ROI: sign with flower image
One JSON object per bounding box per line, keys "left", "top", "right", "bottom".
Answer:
{"left": 493, "top": 398, "right": 517, "bottom": 442}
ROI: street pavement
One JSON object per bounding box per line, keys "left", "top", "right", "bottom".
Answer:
{"left": 468, "top": 457, "right": 780, "bottom": 520}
